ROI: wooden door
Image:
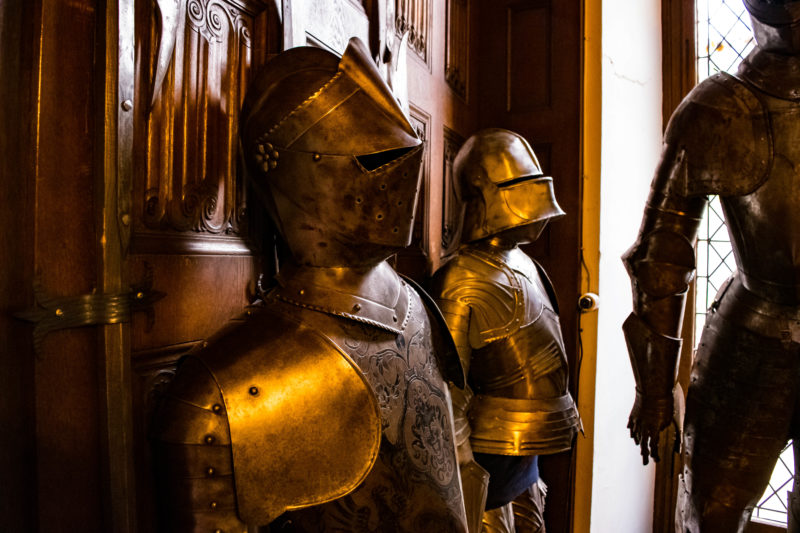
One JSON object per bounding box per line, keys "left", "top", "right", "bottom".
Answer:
{"left": 127, "top": 0, "right": 281, "bottom": 529}
{"left": 475, "top": 2, "right": 584, "bottom": 532}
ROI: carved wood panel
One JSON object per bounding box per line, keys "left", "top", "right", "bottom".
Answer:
{"left": 395, "top": 103, "right": 431, "bottom": 279}
{"left": 133, "top": 0, "right": 272, "bottom": 254}
{"left": 396, "top": 0, "right": 430, "bottom": 65}
{"left": 285, "top": 0, "right": 370, "bottom": 53}
{"left": 441, "top": 126, "right": 465, "bottom": 258}
{"left": 445, "top": 0, "right": 468, "bottom": 99}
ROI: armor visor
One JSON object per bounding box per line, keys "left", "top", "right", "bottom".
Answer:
{"left": 500, "top": 176, "right": 565, "bottom": 228}
{"left": 744, "top": 0, "right": 800, "bottom": 25}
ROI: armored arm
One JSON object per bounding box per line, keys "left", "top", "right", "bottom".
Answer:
{"left": 623, "top": 72, "right": 771, "bottom": 464}
{"left": 622, "top": 136, "right": 706, "bottom": 464}
{"left": 151, "top": 356, "right": 245, "bottom": 533}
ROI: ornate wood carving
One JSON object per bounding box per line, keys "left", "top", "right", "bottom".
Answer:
{"left": 135, "top": 0, "right": 270, "bottom": 250}
{"left": 441, "top": 126, "right": 465, "bottom": 257}
{"left": 396, "top": 0, "right": 430, "bottom": 64}
{"left": 445, "top": 0, "right": 468, "bottom": 99}
{"left": 297, "top": 0, "right": 369, "bottom": 53}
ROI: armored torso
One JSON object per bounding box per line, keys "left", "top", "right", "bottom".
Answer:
{"left": 432, "top": 243, "right": 580, "bottom": 456}
{"left": 152, "top": 261, "right": 467, "bottom": 532}
{"left": 723, "top": 51, "right": 800, "bottom": 304}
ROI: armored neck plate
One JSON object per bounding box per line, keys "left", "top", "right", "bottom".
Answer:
{"left": 738, "top": 48, "right": 800, "bottom": 101}
{"left": 273, "top": 261, "right": 411, "bottom": 335}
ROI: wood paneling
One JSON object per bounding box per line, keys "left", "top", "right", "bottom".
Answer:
{"left": 445, "top": 0, "right": 469, "bottom": 99}
{"left": 507, "top": 3, "right": 551, "bottom": 112}
{"left": 129, "top": 1, "right": 278, "bottom": 528}
{"left": 397, "top": 0, "right": 431, "bottom": 65}
{"left": 0, "top": 1, "right": 38, "bottom": 530}
{"left": 477, "top": 1, "right": 583, "bottom": 531}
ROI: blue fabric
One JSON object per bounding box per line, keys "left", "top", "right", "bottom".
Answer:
{"left": 473, "top": 453, "right": 539, "bottom": 510}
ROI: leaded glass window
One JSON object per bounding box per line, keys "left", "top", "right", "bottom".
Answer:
{"left": 695, "top": 0, "right": 793, "bottom": 526}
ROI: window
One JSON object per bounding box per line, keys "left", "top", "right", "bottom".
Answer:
{"left": 695, "top": 0, "right": 794, "bottom": 526}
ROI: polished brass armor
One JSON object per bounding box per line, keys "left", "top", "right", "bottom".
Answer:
{"left": 434, "top": 244, "right": 579, "bottom": 457}
{"left": 623, "top": 5, "right": 800, "bottom": 530}
{"left": 433, "top": 129, "right": 578, "bottom": 531}
{"left": 152, "top": 37, "right": 468, "bottom": 532}
{"left": 452, "top": 128, "right": 565, "bottom": 244}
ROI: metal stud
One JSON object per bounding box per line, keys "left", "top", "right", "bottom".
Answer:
{"left": 212, "top": 403, "right": 222, "bottom": 414}
{"left": 249, "top": 386, "right": 259, "bottom": 396}
{"left": 269, "top": 160, "right": 277, "bottom": 169}
{"left": 209, "top": 501, "right": 218, "bottom": 510}
{"left": 313, "top": 153, "right": 321, "bottom": 161}
{"left": 353, "top": 304, "right": 361, "bottom": 312}
{"left": 206, "top": 466, "right": 216, "bottom": 476}
{"left": 204, "top": 435, "right": 215, "bottom": 445}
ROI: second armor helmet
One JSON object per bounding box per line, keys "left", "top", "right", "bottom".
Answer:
{"left": 454, "top": 128, "right": 564, "bottom": 243}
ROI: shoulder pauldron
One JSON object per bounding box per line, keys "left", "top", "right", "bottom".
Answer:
{"left": 196, "top": 306, "right": 381, "bottom": 525}
{"left": 666, "top": 72, "right": 772, "bottom": 197}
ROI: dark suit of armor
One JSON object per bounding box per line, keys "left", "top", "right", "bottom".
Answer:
{"left": 432, "top": 130, "right": 580, "bottom": 533}
{"left": 623, "top": 2, "right": 800, "bottom": 530}
{"left": 151, "top": 38, "right": 468, "bottom": 532}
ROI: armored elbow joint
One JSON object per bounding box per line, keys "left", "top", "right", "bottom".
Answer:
{"left": 625, "top": 230, "right": 696, "bottom": 299}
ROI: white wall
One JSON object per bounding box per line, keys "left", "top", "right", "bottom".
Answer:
{"left": 590, "top": 0, "right": 664, "bottom": 531}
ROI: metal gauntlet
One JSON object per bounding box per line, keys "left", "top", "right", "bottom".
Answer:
{"left": 622, "top": 312, "right": 681, "bottom": 408}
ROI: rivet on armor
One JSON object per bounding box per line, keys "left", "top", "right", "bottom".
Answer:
{"left": 214, "top": 529, "right": 223, "bottom": 533}
{"left": 376, "top": 213, "right": 383, "bottom": 220}
{"left": 313, "top": 153, "right": 321, "bottom": 161}
{"left": 245, "top": 310, "right": 252, "bottom": 316}
{"left": 204, "top": 435, "right": 215, "bottom": 445}
{"left": 380, "top": 183, "right": 387, "bottom": 190}
{"left": 203, "top": 341, "right": 209, "bottom": 348}
{"left": 206, "top": 466, "right": 216, "bottom": 477}
{"left": 271, "top": 150, "right": 279, "bottom": 159}
{"left": 136, "top": 291, "right": 144, "bottom": 299}
{"left": 392, "top": 315, "right": 398, "bottom": 322}
{"left": 249, "top": 386, "right": 259, "bottom": 396}
{"left": 55, "top": 308, "right": 64, "bottom": 317}
{"left": 393, "top": 227, "right": 399, "bottom": 233}
{"left": 257, "top": 144, "right": 266, "bottom": 154}
{"left": 121, "top": 99, "right": 133, "bottom": 111}
{"left": 212, "top": 403, "right": 222, "bottom": 413}
{"left": 269, "top": 160, "right": 278, "bottom": 169}
{"left": 299, "top": 289, "right": 305, "bottom": 295}
{"left": 265, "top": 143, "right": 274, "bottom": 151}
{"left": 210, "top": 501, "right": 218, "bottom": 510}
{"left": 356, "top": 197, "right": 363, "bottom": 204}
{"left": 262, "top": 162, "right": 270, "bottom": 172}
{"left": 353, "top": 304, "right": 362, "bottom": 312}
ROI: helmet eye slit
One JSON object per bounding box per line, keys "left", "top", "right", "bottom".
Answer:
{"left": 356, "top": 146, "right": 415, "bottom": 171}
{"left": 496, "top": 174, "right": 545, "bottom": 189}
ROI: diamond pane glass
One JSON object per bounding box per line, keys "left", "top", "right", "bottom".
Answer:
{"left": 695, "top": 0, "right": 793, "bottom": 526}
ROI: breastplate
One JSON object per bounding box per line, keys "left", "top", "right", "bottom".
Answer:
{"left": 721, "top": 85, "right": 800, "bottom": 304}
{"left": 275, "top": 269, "right": 468, "bottom": 532}
{"left": 446, "top": 246, "right": 580, "bottom": 456}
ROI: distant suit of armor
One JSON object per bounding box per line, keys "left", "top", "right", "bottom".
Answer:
{"left": 432, "top": 129, "right": 580, "bottom": 533}
{"left": 151, "top": 38, "right": 469, "bottom": 533}
{"left": 623, "top": 2, "right": 800, "bottom": 530}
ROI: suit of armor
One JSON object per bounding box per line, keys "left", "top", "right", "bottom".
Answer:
{"left": 623, "top": 2, "right": 800, "bottom": 530}
{"left": 432, "top": 129, "right": 580, "bottom": 533}
{"left": 151, "top": 38, "right": 468, "bottom": 532}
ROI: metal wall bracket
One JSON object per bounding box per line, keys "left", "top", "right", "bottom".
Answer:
{"left": 15, "top": 274, "right": 165, "bottom": 354}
